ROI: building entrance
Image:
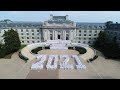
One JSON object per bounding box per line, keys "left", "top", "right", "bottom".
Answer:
{"left": 58, "top": 35, "right": 60, "bottom": 39}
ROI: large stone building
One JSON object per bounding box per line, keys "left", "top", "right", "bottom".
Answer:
{"left": 0, "top": 15, "right": 107, "bottom": 45}
{"left": 105, "top": 22, "right": 120, "bottom": 46}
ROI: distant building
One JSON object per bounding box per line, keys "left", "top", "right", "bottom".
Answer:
{"left": 105, "top": 22, "right": 120, "bottom": 46}
{"left": 0, "top": 15, "right": 106, "bottom": 45}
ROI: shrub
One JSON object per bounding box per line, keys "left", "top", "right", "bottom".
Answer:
{"left": 75, "top": 47, "right": 87, "bottom": 54}
{"left": 89, "top": 55, "right": 98, "bottom": 62}
{"left": 19, "top": 51, "right": 28, "bottom": 63}
{"left": 45, "top": 46, "right": 50, "bottom": 49}
{"left": 68, "top": 47, "right": 73, "bottom": 49}
{"left": 31, "top": 47, "right": 42, "bottom": 54}
{"left": 0, "top": 44, "right": 6, "bottom": 58}
{"left": 0, "top": 50, "right": 6, "bottom": 58}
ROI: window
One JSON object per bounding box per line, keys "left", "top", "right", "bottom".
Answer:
{"left": 88, "top": 41, "right": 91, "bottom": 44}
{"left": 32, "top": 33, "right": 34, "bottom": 35}
{"left": 21, "top": 29, "right": 23, "bottom": 32}
{"left": 27, "top": 37, "right": 29, "bottom": 39}
{"left": 37, "top": 41, "right": 40, "bottom": 43}
{"left": 89, "top": 38, "right": 91, "bottom": 40}
{"left": 79, "top": 38, "right": 81, "bottom": 40}
{"left": 26, "top": 29, "right": 28, "bottom": 32}
{"left": 89, "top": 34, "right": 91, "bottom": 36}
{"left": 84, "top": 38, "right": 86, "bottom": 40}
{"left": 32, "top": 41, "right": 35, "bottom": 43}
{"left": 89, "top": 30, "right": 92, "bottom": 33}
{"left": 83, "top": 41, "right": 85, "bottom": 44}
{"left": 84, "top": 34, "right": 86, "bottom": 36}
{"left": 84, "top": 30, "right": 86, "bottom": 33}
{"left": 21, "top": 33, "right": 23, "bottom": 35}
{"left": 37, "top": 37, "right": 39, "bottom": 39}
{"left": 79, "top": 30, "right": 81, "bottom": 32}
{"left": 78, "top": 41, "right": 80, "bottom": 43}
{"left": 37, "top": 30, "right": 39, "bottom": 32}
{"left": 32, "top": 37, "right": 34, "bottom": 39}
{"left": 66, "top": 34, "right": 69, "bottom": 40}
{"left": 37, "top": 33, "right": 39, "bottom": 35}
{"left": 79, "top": 34, "right": 81, "bottom": 36}
{"left": 94, "top": 38, "right": 97, "bottom": 40}
{"left": 32, "top": 30, "right": 34, "bottom": 32}
{"left": 27, "top": 33, "right": 29, "bottom": 35}
{"left": 22, "top": 37, "right": 24, "bottom": 39}
{"left": 22, "top": 41, "right": 24, "bottom": 43}
{"left": 50, "top": 34, "right": 53, "bottom": 40}
{"left": 94, "top": 34, "right": 97, "bottom": 36}
{"left": 95, "top": 31, "right": 97, "bottom": 33}
{"left": 27, "top": 41, "right": 29, "bottom": 43}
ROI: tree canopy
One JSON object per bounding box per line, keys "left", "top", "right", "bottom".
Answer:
{"left": 93, "top": 31, "right": 107, "bottom": 50}
{"left": 0, "top": 29, "right": 21, "bottom": 58}
{"left": 3, "top": 29, "right": 21, "bottom": 54}
{"left": 93, "top": 31, "right": 120, "bottom": 59}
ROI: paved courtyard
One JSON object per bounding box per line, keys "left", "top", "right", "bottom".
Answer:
{"left": 0, "top": 50, "right": 120, "bottom": 79}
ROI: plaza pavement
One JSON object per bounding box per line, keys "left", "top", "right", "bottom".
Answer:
{"left": 0, "top": 50, "right": 120, "bottom": 79}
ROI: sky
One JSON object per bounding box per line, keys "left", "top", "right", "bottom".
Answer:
{"left": 0, "top": 11, "right": 120, "bottom": 23}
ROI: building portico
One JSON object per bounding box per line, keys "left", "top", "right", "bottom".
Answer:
{"left": 42, "top": 15, "right": 75, "bottom": 41}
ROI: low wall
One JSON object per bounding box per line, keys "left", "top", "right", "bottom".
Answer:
{"left": 21, "top": 42, "right": 96, "bottom": 61}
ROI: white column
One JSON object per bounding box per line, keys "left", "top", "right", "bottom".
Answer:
{"left": 64, "top": 30, "right": 66, "bottom": 40}
{"left": 63, "top": 30, "right": 66, "bottom": 40}
{"left": 74, "top": 28, "right": 77, "bottom": 43}
{"left": 55, "top": 30, "right": 57, "bottom": 40}
{"left": 47, "top": 30, "right": 49, "bottom": 40}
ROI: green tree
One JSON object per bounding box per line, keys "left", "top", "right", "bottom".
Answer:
{"left": 0, "top": 43, "right": 6, "bottom": 58}
{"left": 108, "top": 37, "right": 120, "bottom": 58}
{"left": 93, "top": 31, "right": 107, "bottom": 51}
{"left": 3, "top": 29, "right": 21, "bottom": 54}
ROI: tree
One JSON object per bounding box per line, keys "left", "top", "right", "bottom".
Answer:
{"left": 3, "top": 29, "right": 21, "bottom": 54}
{"left": 94, "top": 31, "right": 120, "bottom": 59}
{"left": 0, "top": 43, "right": 6, "bottom": 58}
{"left": 107, "top": 37, "right": 120, "bottom": 58}
{"left": 93, "top": 31, "right": 107, "bottom": 51}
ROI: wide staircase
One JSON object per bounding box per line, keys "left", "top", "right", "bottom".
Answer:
{"left": 50, "top": 43, "right": 68, "bottom": 50}
{"left": 47, "top": 40, "right": 70, "bottom": 50}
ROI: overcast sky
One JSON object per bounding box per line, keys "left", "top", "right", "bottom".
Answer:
{"left": 0, "top": 11, "right": 120, "bottom": 23}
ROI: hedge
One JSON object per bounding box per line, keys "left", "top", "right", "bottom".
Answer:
{"left": 89, "top": 55, "right": 98, "bottom": 62}
{"left": 45, "top": 46, "right": 50, "bottom": 49}
{"left": 19, "top": 51, "right": 29, "bottom": 63}
{"left": 68, "top": 47, "right": 73, "bottom": 49}
{"left": 75, "top": 47, "right": 87, "bottom": 54}
{"left": 31, "top": 47, "right": 42, "bottom": 54}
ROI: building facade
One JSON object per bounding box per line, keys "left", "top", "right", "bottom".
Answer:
{"left": 105, "top": 22, "right": 120, "bottom": 46}
{"left": 0, "top": 15, "right": 107, "bottom": 45}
